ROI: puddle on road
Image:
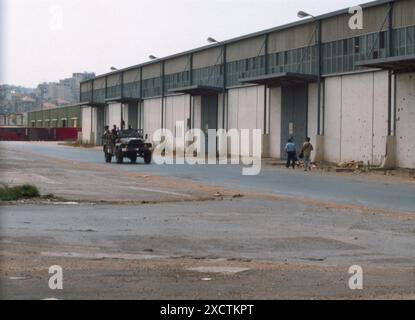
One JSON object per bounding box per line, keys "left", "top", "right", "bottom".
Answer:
{"left": 186, "top": 266, "right": 251, "bottom": 275}
{"left": 41, "top": 251, "right": 168, "bottom": 261}
{"left": 50, "top": 202, "right": 80, "bottom": 205}
{"left": 9, "top": 276, "right": 30, "bottom": 281}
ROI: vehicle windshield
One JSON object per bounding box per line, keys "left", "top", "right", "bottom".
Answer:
{"left": 119, "top": 129, "right": 143, "bottom": 138}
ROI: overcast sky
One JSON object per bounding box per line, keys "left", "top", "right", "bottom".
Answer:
{"left": 1, "top": 0, "right": 368, "bottom": 88}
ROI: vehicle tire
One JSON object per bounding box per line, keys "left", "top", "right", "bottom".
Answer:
{"left": 130, "top": 156, "right": 137, "bottom": 164}
{"left": 105, "top": 152, "right": 112, "bottom": 163}
{"left": 116, "top": 149, "right": 123, "bottom": 164}
{"left": 144, "top": 150, "right": 152, "bottom": 164}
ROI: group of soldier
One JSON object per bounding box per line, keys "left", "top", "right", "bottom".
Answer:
{"left": 103, "top": 125, "right": 119, "bottom": 141}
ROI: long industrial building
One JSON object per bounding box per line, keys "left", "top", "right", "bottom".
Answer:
{"left": 78, "top": 0, "right": 415, "bottom": 168}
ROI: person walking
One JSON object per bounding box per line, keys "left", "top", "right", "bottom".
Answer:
{"left": 284, "top": 138, "right": 297, "bottom": 169}
{"left": 301, "top": 137, "right": 314, "bottom": 172}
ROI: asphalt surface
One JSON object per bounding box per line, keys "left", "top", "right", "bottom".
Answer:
{"left": 1, "top": 142, "right": 414, "bottom": 299}
{"left": 2, "top": 142, "right": 415, "bottom": 213}
{"left": 2, "top": 200, "right": 414, "bottom": 266}
{"left": 2, "top": 200, "right": 415, "bottom": 300}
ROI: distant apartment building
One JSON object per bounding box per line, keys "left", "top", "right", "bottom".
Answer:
{"left": 36, "top": 72, "right": 95, "bottom": 105}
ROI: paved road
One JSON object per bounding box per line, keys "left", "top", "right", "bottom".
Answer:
{"left": 3, "top": 142, "right": 415, "bottom": 213}
{"left": 2, "top": 199, "right": 414, "bottom": 299}
{"left": 2, "top": 199, "right": 414, "bottom": 266}
{"left": 1, "top": 142, "right": 415, "bottom": 299}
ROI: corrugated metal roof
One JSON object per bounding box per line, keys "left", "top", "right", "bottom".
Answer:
{"left": 82, "top": 0, "right": 395, "bottom": 85}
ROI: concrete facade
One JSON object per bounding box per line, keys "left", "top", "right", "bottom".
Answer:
{"left": 78, "top": 0, "right": 415, "bottom": 168}
{"left": 395, "top": 72, "right": 415, "bottom": 169}
{"left": 323, "top": 71, "right": 389, "bottom": 165}
{"left": 143, "top": 98, "right": 162, "bottom": 143}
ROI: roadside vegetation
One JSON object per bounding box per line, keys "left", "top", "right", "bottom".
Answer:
{"left": 0, "top": 184, "right": 40, "bottom": 201}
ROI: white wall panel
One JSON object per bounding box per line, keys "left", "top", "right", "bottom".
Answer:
{"left": 226, "top": 86, "right": 265, "bottom": 157}
{"left": 227, "top": 86, "right": 265, "bottom": 131}
{"left": 340, "top": 72, "right": 374, "bottom": 163}
{"left": 107, "top": 103, "right": 122, "bottom": 129}
{"left": 81, "top": 107, "right": 92, "bottom": 144}
{"left": 143, "top": 98, "right": 162, "bottom": 141}
{"left": 269, "top": 87, "right": 282, "bottom": 158}
{"left": 324, "top": 71, "right": 389, "bottom": 165}
{"left": 372, "top": 71, "right": 389, "bottom": 165}
{"left": 396, "top": 73, "right": 415, "bottom": 168}
{"left": 227, "top": 89, "right": 239, "bottom": 130}
{"left": 165, "top": 95, "right": 190, "bottom": 133}
{"left": 324, "top": 76, "right": 342, "bottom": 163}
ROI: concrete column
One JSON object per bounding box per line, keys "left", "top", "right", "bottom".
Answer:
{"left": 381, "top": 135, "right": 396, "bottom": 169}
{"left": 262, "top": 134, "right": 270, "bottom": 158}
{"left": 313, "top": 135, "right": 325, "bottom": 163}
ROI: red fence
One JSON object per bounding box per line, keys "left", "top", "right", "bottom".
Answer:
{"left": 0, "top": 128, "right": 81, "bottom": 141}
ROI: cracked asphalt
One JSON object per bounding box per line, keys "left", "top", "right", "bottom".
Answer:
{"left": 0, "top": 142, "right": 414, "bottom": 300}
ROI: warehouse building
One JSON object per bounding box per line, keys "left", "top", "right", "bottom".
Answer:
{"left": 79, "top": 0, "right": 415, "bottom": 168}
{"left": 27, "top": 105, "right": 82, "bottom": 129}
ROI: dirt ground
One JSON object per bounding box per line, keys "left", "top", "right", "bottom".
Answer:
{"left": 0, "top": 142, "right": 414, "bottom": 300}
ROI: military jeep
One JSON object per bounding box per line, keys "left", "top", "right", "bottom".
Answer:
{"left": 102, "top": 129, "right": 153, "bottom": 164}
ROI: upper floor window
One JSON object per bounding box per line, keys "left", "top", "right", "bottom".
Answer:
{"left": 354, "top": 38, "right": 360, "bottom": 53}
{"left": 380, "top": 31, "right": 386, "bottom": 50}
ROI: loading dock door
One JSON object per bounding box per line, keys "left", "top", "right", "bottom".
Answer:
{"left": 127, "top": 102, "right": 139, "bottom": 129}
{"left": 280, "top": 84, "right": 308, "bottom": 159}
{"left": 96, "top": 106, "right": 105, "bottom": 145}
{"left": 201, "top": 95, "right": 218, "bottom": 154}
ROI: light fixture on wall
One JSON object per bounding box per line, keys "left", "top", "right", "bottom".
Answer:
{"left": 207, "top": 37, "right": 219, "bottom": 44}
{"left": 297, "top": 10, "right": 315, "bottom": 19}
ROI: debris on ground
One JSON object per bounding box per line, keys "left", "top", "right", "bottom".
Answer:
{"left": 337, "top": 161, "right": 364, "bottom": 169}
{"left": 335, "top": 161, "right": 365, "bottom": 173}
